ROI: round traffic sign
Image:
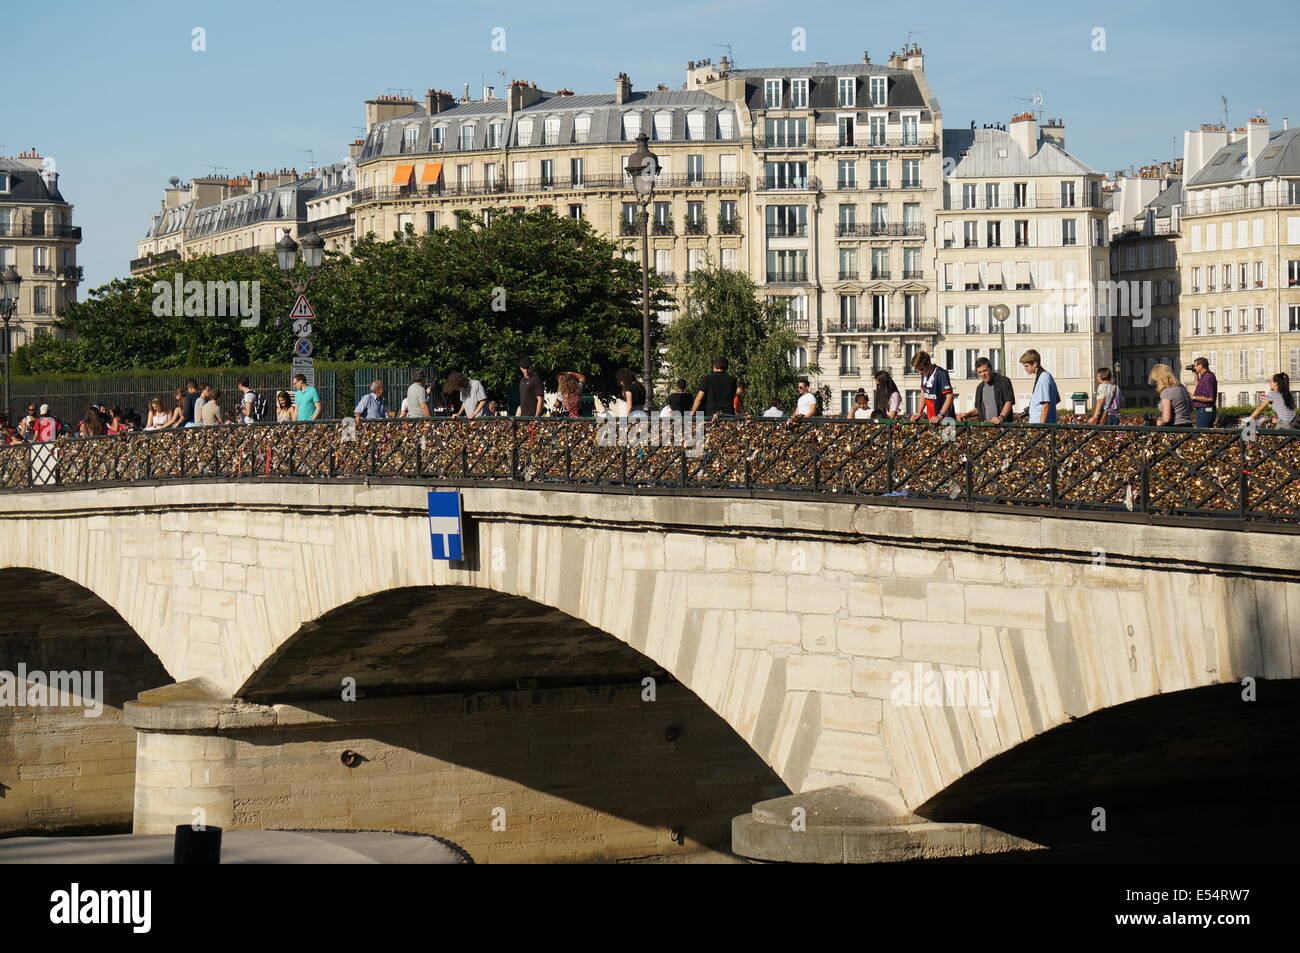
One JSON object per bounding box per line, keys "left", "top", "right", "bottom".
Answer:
{"left": 293, "top": 318, "right": 313, "bottom": 337}
{"left": 294, "top": 338, "right": 314, "bottom": 358}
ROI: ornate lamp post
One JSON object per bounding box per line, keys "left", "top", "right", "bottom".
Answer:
{"left": 1, "top": 265, "right": 23, "bottom": 420}
{"left": 276, "top": 230, "right": 325, "bottom": 394}
{"left": 625, "top": 133, "right": 660, "bottom": 411}
{"left": 990, "top": 303, "right": 1010, "bottom": 378}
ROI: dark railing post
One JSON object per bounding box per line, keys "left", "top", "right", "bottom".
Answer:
{"left": 885, "top": 424, "right": 895, "bottom": 493}
{"left": 179, "top": 444, "right": 186, "bottom": 478}
{"left": 84, "top": 452, "right": 90, "bottom": 485}
{"left": 510, "top": 419, "right": 518, "bottom": 481}
{"left": 620, "top": 444, "right": 627, "bottom": 485}
{"left": 1238, "top": 436, "right": 1249, "bottom": 520}
{"left": 813, "top": 457, "right": 821, "bottom": 493}
{"left": 370, "top": 442, "right": 378, "bottom": 477}
{"left": 744, "top": 458, "right": 752, "bottom": 491}
{"left": 287, "top": 447, "right": 294, "bottom": 477}
{"left": 964, "top": 453, "right": 974, "bottom": 503}
{"left": 145, "top": 443, "right": 152, "bottom": 480}
{"left": 461, "top": 446, "right": 469, "bottom": 478}
{"left": 415, "top": 436, "right": 423, "bottom": 479}
{"left": 1141, "top": 463, "right": 1151, "bottom": 515}
{"left": 1048, "top": 428, "right": 1057, "bottom": 508}
{"left": 680, "top": 447, "right": 688, "bottom": 488}
{"left": 565, "top": 445, "right": 572, "bottom": 482}
{"left": 328, "top": 448, "right": 336, "bottom": 479}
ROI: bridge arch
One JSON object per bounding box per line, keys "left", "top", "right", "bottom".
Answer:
{"left": 0, "top": 568, "right": 173, "bottom": 835}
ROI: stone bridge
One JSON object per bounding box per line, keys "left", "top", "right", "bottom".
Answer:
{"left": 1, "top": 480, "right": 1297, "bottom": 862}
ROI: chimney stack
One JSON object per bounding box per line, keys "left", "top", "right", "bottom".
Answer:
{"left": 1009, "top": 112, "right": 1038, "bottom": 157}
{"left": 615, "top": 72, "right": 632, "bottom": 105}
{"left": 1246, "top": 117, "right": 1270, "bottom": 171}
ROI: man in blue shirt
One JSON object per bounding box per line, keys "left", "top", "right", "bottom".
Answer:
{"left": 909, "top": 351, "right": 955, "bottom": 423}
{"left": 1020, "top": 349, "right": 1060, "bottom": 423}
{"left": 353, "top": 380, "right": 386, "bottom": 425}
{"left": 292, "top": 373, "right": 322, "bottom": 421}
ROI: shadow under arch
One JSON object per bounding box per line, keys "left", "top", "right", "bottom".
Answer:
{"left": 232, "top": 584, "right": 790, "bottom": 861}
{"left": 914, "top": 680, "right": 1300, "bottom": 862}
{"left": 0, "top": 568, "right": 174, "bottom": 836}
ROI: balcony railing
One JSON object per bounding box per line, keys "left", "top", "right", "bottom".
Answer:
{"left": 619, "top": 220, "right": 640, "bottom": 236}
{"left": 353, "top": 174, "right": 749, "bottom": 206}
{"left": 717, "top": 220, "right": 742, "bottom": 235}
{"left": 830, "top": 317, "right": 938, "bottom": 334}
{"left": 306, "top": 212, "right": 354, "bottom": 234}
{"left": 0, "top": 223, "right": 82, "bottom": 239}
{"left": 838, "top": 271, "right": 859, "bottom": 281}
{"left": 871, "top": 269, "right": 891, "bottom": 280}
{"left": 684, "top": 221, "right": 708, "bottom": 235}
{"left": 756, "top": 176, "right": 820, "bottom": 192}
{"left": 945, "top": 195, "right": 1106, "bottom": 210}
{"left": 651, "top": 222, "right": 675, "bottom": 236}
{"left": 766, "top": 224, "right": 808, "bottom": 237}
{"left": 130, "top": 249, "right": 182, "bottom": 272}
{"left": 754, "top": 134, "right": 936, "bottom": 150}
{"left": 1183, "top": 194, "right": 1300, "bottom": 216}
{"left": 766, "top": 273, "right": 810, "bottom": 284}
{"left": 654, "top": 272, "right": 677, "bottom": 284}
{"left": 835, "top": 223, "right": 927, "bottom": 238}
{"left": 902, "top": 269, "right": 924, "bottom": 280}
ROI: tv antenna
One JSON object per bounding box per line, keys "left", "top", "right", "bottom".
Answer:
{"left": 205, "top": 165, "right": 228, "bottom": 177}
{"left": 715, "top": 43, "right": 734, "bottom": 65}
{"left": 1015, "top": 93, "right": 1044, "bottom": 119}
{"left": 300, "top": 148, "right": 317, "bottom": 172}
{"left": 1221, "top": 95, "right": 1229, "bottom": 129}
{"left": 906, "top": 30, "right": 926, "bottom": 48}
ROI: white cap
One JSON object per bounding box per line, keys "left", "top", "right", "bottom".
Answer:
{"left": 38, "top": 404, "right": 49, "bottom": 415}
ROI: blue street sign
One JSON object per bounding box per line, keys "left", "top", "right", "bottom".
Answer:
{"left": 294, "top": 338, "right": 314, "bottom": 358}
{"left": 427, "top": 490, "right": 463, "bottom": 561}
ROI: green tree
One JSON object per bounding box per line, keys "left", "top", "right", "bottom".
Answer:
{"left": 29, "top": 209, "right": 666, "bottom": 402}
{"left": 664, "top": 264, "right": 799, "bottom": 413}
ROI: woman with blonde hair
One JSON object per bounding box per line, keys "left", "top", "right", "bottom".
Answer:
{"left": 1150, "top": 364, "right": 1193, "bottom": 427}
{"left": 555, "top": 373, "right": 581, "bottom": 417}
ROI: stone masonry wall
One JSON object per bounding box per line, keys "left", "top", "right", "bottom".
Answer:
{"left": 132, "top": 683, "right": 789, "bottom": 863}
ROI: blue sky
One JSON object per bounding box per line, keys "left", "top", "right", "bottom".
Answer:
{"left": 4, "top": 0, "right": 1295, "bottom": 291}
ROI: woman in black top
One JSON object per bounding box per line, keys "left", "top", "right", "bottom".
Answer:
{"left": 615, "top": 367, "right": 647, "bottom": 416}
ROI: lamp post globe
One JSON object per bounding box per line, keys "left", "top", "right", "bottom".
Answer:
{"left": 1, "top": 264, "right": 20, "bottom": 302}
{"left": 625, "top": 133, "right": 659, "bottom": 203}
{"left": 299, "top": 230, "right": 325, "bottom": 270}
{"left": 275, "top": 232, "right": 299, "bottom": 273}
{"left": 991, "top": 303, "right": 1010, "bottom": 376}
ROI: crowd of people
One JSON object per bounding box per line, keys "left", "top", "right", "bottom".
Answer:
{"left": 3, "top": 353, "right": 1293, "bottom": 447}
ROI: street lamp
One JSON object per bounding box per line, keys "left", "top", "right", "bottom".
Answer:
{"left": 990, "top": 303, "right": 1010, "bottom": 377}
{"left": 1, "top": 265, "right": 22, "bottom": 421}
{"left": 275, "top": 229, "right": 325, "bottom": 396}
{"left": 625, "top": 133, "right": 660, "bottom": 411}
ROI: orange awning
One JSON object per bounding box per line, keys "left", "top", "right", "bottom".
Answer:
{"left": 392, "top": 164, "right": 414, "bottom": 185}
{"left": 419, "top": 163, "right": 444, "bottom": 183}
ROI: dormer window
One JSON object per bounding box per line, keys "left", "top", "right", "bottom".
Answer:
{"left": 765, "top": 79, "right": 783, "bottom": 109}
{"left": 838, "top": 77, "right": 856, "bottom": 107}
{"left": 432, "top": 125, "right": 446, "bottom": 147}
{"left": 653, "top": 111, "right": 673, "bottom": 141}
{"left": 543, "top": 116, "right": 560, "bottom": 144}
{"left": 869, "top": 76, "right": 887, "bottom": 106}
{"left": 574, "top": 114, "right": 591, "bottom": 143}
{"left": 790, "top": 79, "right": 809, "bottom": 109}
{"left": 459, "top": 123, "right": 475, "bottom": 150}
{"left": 0, "top": 172, "right": 9, "bottom": 193}
{"left": 518, "top": 118, "right": 535, "bottom": 146}
{"left": 404, "top": 125, "right": 419, "bottom": 149}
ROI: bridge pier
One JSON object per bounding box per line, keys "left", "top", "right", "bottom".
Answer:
{"left": 732, "top": 786, "right": 1043, "bottom": 863}
{"left": 123, "top": 678, "right": 787, "bottom": 862}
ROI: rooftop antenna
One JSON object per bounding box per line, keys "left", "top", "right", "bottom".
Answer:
{"left": 205, "top": 165, "right": 228, "bottom": 177}
{"left": 715, "top": 43, "right": 734, "bottom": 66}
{"left": 1014, "top": 93, "right": 1044, "bottom": 120}
{"left": 300, "top": 148, "right": 316, "bottom": 172}
{"left": 906, "top": 30, "right": 926, "bottom": 49}
{"left": 1221, "top": 95, "right": 1229, "bottom": 129}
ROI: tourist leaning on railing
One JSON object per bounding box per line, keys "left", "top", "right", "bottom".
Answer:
{"left": 1246, "top": 373, "right": 1296, "bottom": 430}
{"left": 1020, "top": 349, "right": 1059, "bottom": 424}
{"left": 1150, "top": 364, "right": 1193, "bottom": 427}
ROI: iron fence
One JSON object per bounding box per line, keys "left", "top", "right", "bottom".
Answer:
{"left": 2, "top": 417, "right": 1298, "bottom": 526}
{"left": 8, "top": 369, "right": 337, "bottom": 429}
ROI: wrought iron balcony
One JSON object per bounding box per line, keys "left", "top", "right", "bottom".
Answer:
{"left": 717, "top": 219, "right": 742, "bottom": 235}
{"left": 619, "top": 220, "right": 640, "bottom": 236}
{"left": 651, "top": 221, "right": 675, "bottom": 236}
{"left": 902, "top": 269, "right": 924, "bottom": 280}
{"left": 684, "top": 221, "right": 708, "bottom": 235}
{"left": 766, "top": 273, "right": 810, "bottom": 284}
{"left": 766, "top": 224, "right": 808, "bottom": 237}
{"left": 756, "top": 176, "right": 820, "bottom": 192}
{"left": 754, "top": 134, "right": 936, "bottom": 150}
{"left": 838, "top": 271, "right": 859, "bottom": 281}
{"left": 0, "top": 223, "right": 81, "bottom": 239}
{"left": 835, "top": 223, "right": 926, "bottom": 238}
{"left": 871, "top": 269, "right": 891, "bottom": 280}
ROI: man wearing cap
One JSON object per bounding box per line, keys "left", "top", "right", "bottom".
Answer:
{"left": 517, "top": 359, "right": 545, "bottom": 417}
{"left": 33, "top": 404, "right": 58, "bottom": 443}
{"left": 1188, "top": 358, "right": 1218, "bottom": 429}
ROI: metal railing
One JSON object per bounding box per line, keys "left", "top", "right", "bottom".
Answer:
{"left": 836, "top": 223, "right": 926, "bottom": 238}
{"left": 130, "top": 249, "right": 182, "bottom": 272}
{"left": 754, "top": 134, "right": 936, "bottom": 150}
{"left": 0, "top": 223, "right": 82, "bottom": 239}
{"left": 351, "top": 174, "right": 749, "bottom": 206}
{"left": 756, "top": 176, "right": 821, "bottom": 192}
{"left": 945, "top": 195, "right": 1106, "bottom": 211}
{"left": 4, "top": 418, "right": 1297, "bottom": 527}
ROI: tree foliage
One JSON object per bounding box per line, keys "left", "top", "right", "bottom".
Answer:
{"left": 22, "top": 210, "right": 669, "bottom": 401}
{"left": 664, "top": 264, "right": 798, "bottom": 413}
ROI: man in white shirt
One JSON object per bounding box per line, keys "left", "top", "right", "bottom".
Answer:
{"left": 238, "top": 376, "right": 258, "bottom": 423}
{"left": 445, "top": 371, "right": 487, "bottom": 419}
{"left": 793, "top": 379, "right": 818, "bottom": 419}
{"left": 763, "top": 399, "right": 784, "bottom": 418}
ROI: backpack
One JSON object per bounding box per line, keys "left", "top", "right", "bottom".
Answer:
{"left": 250, "top": 391, "right": 268, "bottom": 421}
